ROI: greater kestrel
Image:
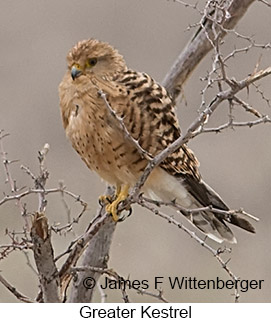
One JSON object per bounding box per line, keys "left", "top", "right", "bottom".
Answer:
{"left": 59, "top": 39, "right": 255, "bottom": 243}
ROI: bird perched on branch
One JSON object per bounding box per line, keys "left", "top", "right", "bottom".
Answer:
{"left": 59, "top": 39, "right": 256, "bottom": 243}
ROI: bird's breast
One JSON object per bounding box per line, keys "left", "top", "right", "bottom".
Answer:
{"left": 64, "top": 95, "right": 146, "bottom": 186}
{"left": 59, "top": 74, "right": 149, "bottom": 186}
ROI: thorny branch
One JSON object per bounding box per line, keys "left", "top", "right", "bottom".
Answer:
{"left": 98, "top": 0, "right": 271, "bottom": 303}
{"left": 142, "top": 196, "right": 259, "bottom": 223}
{"left": 128, "top": 67, "right": 271, "bottom": 200}
{"left": 98, "top": 90, "right": 152, "bottom": 161}
{"left": 0, "top": 130, "right": 29, "bottom": 227}
{"left": 137, "top": 196, "right": 241, "bottom": 301}
{"left": 163, "top": 0, "right": 256, "bottom": 99}
{"left": 97, "top": 66, "right": 269, "bottom": 302}
{"left": 1, "top": 0, "right": 271, "bottom": 303}
{"left": 71, "top": 266, "right": 169, "bottom": 303}
{"left": 0, "top": 274, "right": 33, "bottom": 303}
{"left": 0, "top": 136, "right": 89, "bottom": 301}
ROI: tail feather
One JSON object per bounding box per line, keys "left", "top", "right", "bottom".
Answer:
{"left": 182, "top": 208, "right": 237, "bottom": 243}
{"left": 226, "top": 214, "right": 256, "bottom": 233}
{"left": 178, "top": 175, "right": 256, "bottom": 243}
{"left": 145, "top": 168, "right": 256, "bottom": 244}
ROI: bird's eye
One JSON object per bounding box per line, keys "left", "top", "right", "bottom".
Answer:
{"left": 87, "top": 57, "right": 97, "bottom": 67}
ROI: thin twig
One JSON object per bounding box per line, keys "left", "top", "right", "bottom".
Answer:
{"left": 137, "top": 197, "right": 240, "bottom": 302}
{"left": 201, "top": 115, "right": 271, "bottom": 134}
{"left": 233, "top": 96, "right": 263, "bottom": 118}
{"left": 128, "top": 66, "right": 271, "bottom": 201}
{"left": 0, "top": 273, "right": 34, "bottom": 303}
{"left": 162, "top": 0, "right": 256, "bottom": 99}
{"left": 72, "top": 266, "right": 169, "bottom": 303}
{"left": 0, "top": 187, "right": 87, "bottom": 209}
{"left": 142, "top": 196, "right": 259, "bottom": 222}
{"left": 258, "top": 0, "right": 271, "bottom": 7}
{"left": 23, "top": 250, "right": 38, "bottom": 275}
{"left": 98, "top": 90, "right": 152, "bottom": 161}
{"left": 0, "top": 131, "right": 30, "bottom": 227}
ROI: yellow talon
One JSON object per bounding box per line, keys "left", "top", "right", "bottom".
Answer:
{"left": 106, "top": 184, "right": 130, "bottom": 222}
{"left": 99, "top": 194, "right": 112, "bottom": 206}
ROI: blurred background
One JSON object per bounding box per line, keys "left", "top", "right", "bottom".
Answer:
{"left": 0, "top": 0, "right": 270, "bottom": 302}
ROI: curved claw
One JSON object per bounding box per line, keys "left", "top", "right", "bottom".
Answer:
{"left": 99, "top": 195, "right": 112, "bottom": 207}
{"left": 105, "top": 184, "right": 130, "bottom": 222}
{"left": 118, "top": 207, "right": 133, "bottom": 222}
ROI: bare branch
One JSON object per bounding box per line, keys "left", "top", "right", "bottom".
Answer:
{"left": 58, "top": 197, "right": 115, "bottom": 300}
{"left": 67, "top": 208, "right": 115, "bottom": 303}
{"left": 142, "top": 196, "right": 259, "bottom": 223}
{"left": 51, "top": 185, "right": 88, "bottom": 234}
{"left": 0, "top": 273, "right": 34, "bottom": 303}
{"left": 0, "top": 186, "right": 87, "bottom": 219}
{"left": 23, "top": 250, "right": 38, "bottom": 275}
{"left": 129, "top": 66, "right": 271, "bottom": 200}
{"left": 252, "top": 82, "right": 271, "bottom": 107}
{"left": 72, "top": 266, "right": 169, "bottom": 303}
{"left": 258, "top": 0, "right": 271, "bottom": 7}
{"left": 2, "top": 0, "right": 269, "bottom": 304}
{"left": 201, "top": 115, "right": 271, "bottom": 134}
{"left": 71, "top": 266, "right": 130, "bottom": 303}
{"left": 137, "top": 196, "right": 240, "bottom": 302}
{"left": 98, "top": 90, "right": 152, "bottom": 161}
{"left": 136, "top": 288, "right": 169, "bottom": 303}
{"left": 30, "top": 212, "right": 61, "bottom": 302}
{"left": 0, "top": 130, "right": 30, "bottom": 227}
{"left": 233, "top": 96, "right": 263, "bottom": 118}
{"left": 36, "top": 143, "right": 50, "bottom": 213}
{"left": 163, "top": 0, "right": 256, "bottom": 99}
{"left": 173, "top": 0, "right": 199, "bottom": 11}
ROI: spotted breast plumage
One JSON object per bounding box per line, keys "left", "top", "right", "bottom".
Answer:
{"left": 59, "top": 39, "right": 255, "bottom": 243}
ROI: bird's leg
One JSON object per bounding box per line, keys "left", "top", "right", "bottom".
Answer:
{"left": 99, "top": 185, "right": 121, "bottom": 206}
{"left": 106, "top": 184, "right": 130, "bottom": 221}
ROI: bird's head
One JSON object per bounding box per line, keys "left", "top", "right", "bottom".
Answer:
{"left": 66, "top": 39, "right": 126, "bottom": 80}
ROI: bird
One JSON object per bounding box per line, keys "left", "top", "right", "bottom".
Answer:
{"left": 59, "top": 38, "right": 256, "bottom": 243}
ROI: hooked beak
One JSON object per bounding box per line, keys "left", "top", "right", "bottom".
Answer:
{"left": 71, "top": 65, "right": 82, "bottom": 80}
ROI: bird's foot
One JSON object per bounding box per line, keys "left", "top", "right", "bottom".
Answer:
{"left": 106, "top": 184, "right": 130, "bottom": 222}
{"left": 99, "top": 194, "right": 113, "bottom": 206}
